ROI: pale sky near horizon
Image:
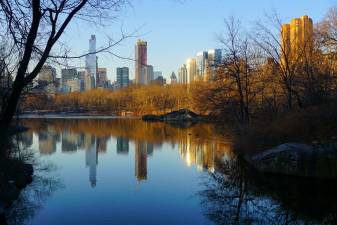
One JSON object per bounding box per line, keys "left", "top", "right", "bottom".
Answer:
{"left": 59, "top": 0, "right": 336, "bottom": 82}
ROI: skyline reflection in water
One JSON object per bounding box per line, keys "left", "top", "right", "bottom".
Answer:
{"left": 20, "top": 119, "right": 232, "bottom": 188}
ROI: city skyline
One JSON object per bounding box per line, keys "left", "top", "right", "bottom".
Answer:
{"left": 54, "top": 0, "right": 333, "bottom": 82}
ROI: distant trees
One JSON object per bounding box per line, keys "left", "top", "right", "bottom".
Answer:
{"left": 22, "top": 84, "right": 190, "bottom": 115}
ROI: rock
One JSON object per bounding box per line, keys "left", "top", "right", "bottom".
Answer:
{"left": 247, "top": 143, "right": 337, "bottom": 179}
{"left": 142, "top": 109, "right": 202, "bottom": 122}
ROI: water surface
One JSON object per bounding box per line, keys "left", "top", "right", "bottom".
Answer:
{"left": 7, "top": 119, "right": 337, "bottom": 225}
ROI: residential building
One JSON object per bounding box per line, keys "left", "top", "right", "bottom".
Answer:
{"left": 38, "top": 65, "right": 57, "bottom": 93}
{"left": 97, "top": 68, "right": 107, "bottom": 88}
{"left": 186, "top": 58, "right": 197, "bottom": 83}
{"left": 66, "top": 78, "right": 82, "bottom": 92}
{"left": 144, "top": 65, "right": 154, "bottom": 85}
{"left": 196, "top": 51, "right": 208, "bottom": 79}
{"left": 281, "top": 15, "right": 314, "bottom": 65}
{"left": 170, "top": 72, "right": 177, "bottom": 84}
{"left": 135, "top": 40, "right": 147, "bottom": 85}
{"left": 116, "top": 67, "right": 129, "bottom": 89}
{"left": 178, "top": 64, "right": 188, "bottom": 84}
{"left": 61, "top": 68, "right": 77, "bottom": 87}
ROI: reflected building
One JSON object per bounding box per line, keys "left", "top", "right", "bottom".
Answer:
{"left": 117, "top": 137, "right": 129, "bottom": 155}
{"left": 38, "top": 132, "right": 56, "bottom": 155}
{"left": 61, "top": 131, "right": 78, "bottom": 153}
{"left": 179, "top": 135, "right": 232, "bottom": 173}
{"left": 135, "top": 141, "right": 149, "bottom": 181}
{"left": 86, "top": 137, "right": 97, "bottom": 187}
{"left": 96, "top": 136, "right": 109, "bottom": 153}
{"left": 20, "top": 132, "right": 33, "bottom": 148}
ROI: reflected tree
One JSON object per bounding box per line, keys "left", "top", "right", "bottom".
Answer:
{"left": 199, "top": 158, "right": 337, "bottom": 225}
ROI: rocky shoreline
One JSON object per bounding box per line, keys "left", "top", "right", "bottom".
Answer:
{"left": 245, "top": 142, "right": 337, "bottom": 179}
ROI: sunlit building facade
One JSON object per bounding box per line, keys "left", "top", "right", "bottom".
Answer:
{"left": 281, "top": 15, "right": 314, "bottom": 65}
{"left": 196, "top": 51, "right": 208, "bottom": 80}
{"left": 178, "top": 64, "right": 188, "bottom": 84}
{"left": 186, "top": 58, "right": 197, "bottom": 83}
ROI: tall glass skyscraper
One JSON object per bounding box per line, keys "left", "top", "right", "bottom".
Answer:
{"left": 207, "top": 49, "right": 222, "bottom": 80}
{"left": 85, "top": 35, "right": 97, "bottom": 87}
{"left": 196, "top": 51, "right": 208, "bottom": 79}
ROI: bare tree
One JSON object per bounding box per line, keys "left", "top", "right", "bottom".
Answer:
{"left": 217, "top": 17, "right": 257, "bottom": 123}
{"left": 0, "top": 0, "right": 130, "bottom": 147}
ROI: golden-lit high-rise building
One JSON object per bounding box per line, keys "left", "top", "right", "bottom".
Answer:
{"left": 281, "top": 15, "right": 314, "bottom": 64}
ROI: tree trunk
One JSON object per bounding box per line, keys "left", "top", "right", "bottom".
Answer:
{"left": 0, "top": 80, "right": 23, "bottom": 156}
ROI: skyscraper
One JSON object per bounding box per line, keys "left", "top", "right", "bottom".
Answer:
{"left": 135, "top": 40, "right": 147, "bottom": 85}
{"left": 178, "top": 64, "right": 188, "bottom": 84}
{"left": 39, "top": 65, "right": 56, "bottom": 82}
{"left": 96, "top": 68, "right": 107, "bottom": 88}
{"left": 281, "top": 15, "right": 314, "bottom": 64}
{"left": 38, "top": 65, "right": 57, "bottom": 93}
{"left": 196, "top": 51, "right": 208, "bottom": 79}
{"left": 86, "top": 35, "right": 97, "bottom": 87}
{"left": 84, "top": 70, "right": 94, "bottom": 91}
{"left": 206, "top": 49, "right": 222, "bottom": 81}
{"left": 116, "top": 67, "right": 130, "bottom": 89}
{"left": 170, "top": 72, "right": 177, "bottom": 84}
{"left": 186, "top": 58, "right": 197, "bottom": 83}
{"left": 144, "top": 65, "right": 154, "bottom": 85}
{"left": 61, "top": 68, "right": 77, "bottom": 87}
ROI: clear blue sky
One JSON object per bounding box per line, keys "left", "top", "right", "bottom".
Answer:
{"left": 60, "top": 0, "right": 336, "bottom": 82}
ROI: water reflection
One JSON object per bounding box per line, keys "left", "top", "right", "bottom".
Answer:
{"left": 22, "top": 119, "right": 230, "bottom": 186}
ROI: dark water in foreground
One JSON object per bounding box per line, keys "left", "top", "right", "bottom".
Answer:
{"left": 6, "top": 119, "right": 337, "bottom": 225}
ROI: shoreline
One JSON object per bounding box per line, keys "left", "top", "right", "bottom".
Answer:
{"left": 18, "top": 113, "right": 140, "bottom": 120}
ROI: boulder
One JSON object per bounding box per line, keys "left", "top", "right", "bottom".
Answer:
{"left": 248, "top": 143, "right": 337, "bottom": 179}
{"left": 142, "top": 109, "right": 201, "bottom": 122}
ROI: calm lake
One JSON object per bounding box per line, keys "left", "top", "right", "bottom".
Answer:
{"left": 7, "top": 119, "right": 337, "bottom": 225}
